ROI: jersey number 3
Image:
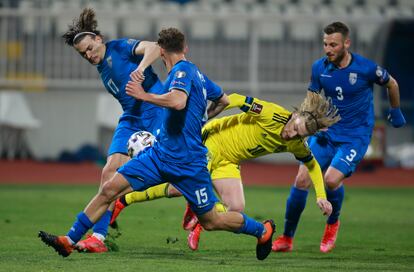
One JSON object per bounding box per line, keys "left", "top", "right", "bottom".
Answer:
{"left": 335, "top": 86, "right": 344, "bottom": 101}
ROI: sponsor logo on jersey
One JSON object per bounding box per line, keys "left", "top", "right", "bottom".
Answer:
{"left": 175, "top": 71, "right": 186, "bottom": 78}
{"left": 349, "top": 72, "right": 357, "bottom": 85}
{"left": 251, "top": 102, "right": 263, "bottom": 114}
{"left": 321, "top": 74, "right": 332, "bottom": 78}
{"left": 172, "top": 80, "right": 186, "bottom": 86}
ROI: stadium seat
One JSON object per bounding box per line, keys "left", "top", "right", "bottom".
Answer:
{"left": 0, "top": 91, "right": 41, "bottom": 159}
{"left": 19, "top": 0, "right": 52, "bottom": 36}
{"left": 384, "top": 5, "right": 414, "bottom": 19}
{"left": 395, "top": 0, "right": 414, "bottom": 9}
{"left": 152, "top": 2, "right": 183, "bottom": 33}
{"left": 251, "top": 3, "right": 284, "bottom": 41}
{"left": 92, "top": 0, "right": 118, "bottom": 40}
{"left": 185, "top": 2, "right": 217, "bottom": 40}
{"left": 363, "top": 0, "right": 390, "bottom": 8}
{"left": 351, "top": 6, "right": 383, "bottom": 44}
{"left": 285, "top": 4, "right": 318, "bottom": 41}
{"left": 51, "top": 0, "right": 82, "bottom": 36}
{"left": 119, "top": 0, "right": 152, "bottom": 38}
{"left": 219, "top": 2, "right": 249, "bottom": 40}
{"left": 328, "top": 0, "right": 359, "bottom": 9}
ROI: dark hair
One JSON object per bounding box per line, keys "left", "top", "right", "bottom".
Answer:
{"left": 62, "top": 8, "right": 101, "bottom": 46}
{"left": 157, "top": 27, "right": 185, "bottom": 53}
{"left": 323, "top": 22, "right": 350, "bottom": 38}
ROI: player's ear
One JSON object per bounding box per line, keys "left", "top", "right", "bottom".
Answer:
{"left": 344, "top": 37, "right": 351, "bottom": 50}
{"left": 95, "top": 35, "right": 103, "bottom": 43}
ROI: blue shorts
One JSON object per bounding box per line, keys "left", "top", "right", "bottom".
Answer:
{"left": 308, "top": 132, "right": 371, "bottom": 177}
{"left": 117, "top": 147, "right": 218, "bottom": 215}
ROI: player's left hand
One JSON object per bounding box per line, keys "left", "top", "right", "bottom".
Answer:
{"left": 126, "top": 81, "right": 145, "bottom": 100}
{"left": 316, "top": 198, "right": 332, "bottom": 216}
{"left": 130, "top": 67, "right": 145, "bottom": 83}
{"left": 388, "top": 107, "right": 406, "bottom": 128}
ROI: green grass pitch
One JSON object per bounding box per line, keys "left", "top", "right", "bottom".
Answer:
{"left": 0, "top": 184, "right": 413, "bottom": 272}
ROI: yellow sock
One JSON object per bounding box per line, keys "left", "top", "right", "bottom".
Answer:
{"left": 125, "top": 183, "right": 169, "bottom": 205}
{"left": 214, "top": 202, "right": 227, "bottom": 213}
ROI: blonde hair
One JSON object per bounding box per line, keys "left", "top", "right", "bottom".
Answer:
{"left": 295, "top": 92, "right": 341, "bottom": 135}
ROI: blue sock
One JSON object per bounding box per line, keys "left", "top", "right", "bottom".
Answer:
{"left": 283, "top": 186, "right": 308, "bottom": 237}
{"left": 67, "top": 212, "right": 94, "bottom": 243}
{"left": 92, "top": 210, "right": 112, "bottom": 238}
{"left": 326, "top": 185, "right": 344, "bottom": 224}
{"left": 234, "top": 213, "right": 265, "bottom": 238}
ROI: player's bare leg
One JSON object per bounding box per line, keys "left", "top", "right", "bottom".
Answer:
{"left": 39, "top": 173, "right": 133, "bottom": 257}
{"left": 77, "top": 153, "right": 130, "bottom": 253}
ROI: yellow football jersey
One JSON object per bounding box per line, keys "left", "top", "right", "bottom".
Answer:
{"left": 203, "top": 95, "right": 312, "bottom": 164}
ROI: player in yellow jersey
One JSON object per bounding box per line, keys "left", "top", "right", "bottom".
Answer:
{"left": 110, "top": 91, "right": 340, "bottom": 250}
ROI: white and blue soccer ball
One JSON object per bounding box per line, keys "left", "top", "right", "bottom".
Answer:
{"left": 127, "top": 130, "right": 157, "bottom": 158}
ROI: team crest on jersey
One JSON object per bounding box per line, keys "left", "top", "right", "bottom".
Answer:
{"left": 349, "top": 72, "right": 357, "bottom": 85}
{"left": 106, "top": 56, "right": 112, "bottom": 68}
{"left": 175, "top": 71, "right": 186, "bottom": 78}
{"left": 251, "top": 102, "right": 263, "bottom": 114}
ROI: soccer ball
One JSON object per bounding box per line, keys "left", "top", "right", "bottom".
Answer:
{"left": 127, "top": 130, "right": 157, "bottom": 158}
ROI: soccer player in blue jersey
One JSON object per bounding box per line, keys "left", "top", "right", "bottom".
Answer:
{"left": 39, "top": 27, "right": 276, "bottom": 260}
{"left": 272, "top": 21, "right": 406, "bottom": 253}
{"left": 60, "top": 8, "right": 165, "bottom": 252}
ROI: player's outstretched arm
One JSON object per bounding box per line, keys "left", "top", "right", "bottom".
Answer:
{"left": 131, "top": 41, "right": 161, "bottom": 83}
{"left": 303, "top": 158, "right": 332, "bottom": 216}
{"left": 385, "top": 76, "right": 406, "bottom": 128}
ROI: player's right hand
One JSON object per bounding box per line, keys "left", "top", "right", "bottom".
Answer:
{"left": 130, "top": 67, "right": 145, "bottom": 83}
{"left": 126, "top": 81, "right": 145, "bottom": 100}
{"left": 316, "top": 198, "right": 332, "bottom": 216}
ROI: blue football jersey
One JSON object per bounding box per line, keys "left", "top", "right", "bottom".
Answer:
{"left": 308, "top": 52, "right": 389, "bottom": 141}
{"left": 96, "top": 39, "right": 163, "bottom": 121}
{"left": 155, "top": 60, "right": 223, "bottom": 164}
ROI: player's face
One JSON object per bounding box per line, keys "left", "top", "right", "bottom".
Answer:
{"left": 74, "top": 35, "right": 105, "bottom": 65}
{"left": 323, "top": 33, "right": 349, "bottom": 64}
{"left": 281, "top": 115, "right": 309, "bottom": 140}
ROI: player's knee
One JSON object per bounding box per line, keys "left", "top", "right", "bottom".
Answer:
{"left": 324, "top": 175, "right": 341, "bottom": 190}
{"left": 294, "top": 174, "right": 311, "bottom": 189}
{"left": 99, "top": 182, "right": 118, "bottom": 203}
{"left": 100, "top": 165, "right": 116, "bottom": 186}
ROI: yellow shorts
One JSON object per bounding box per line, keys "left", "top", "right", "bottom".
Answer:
{"left": 205, "top": 137, "right": 241, "bottom": 180}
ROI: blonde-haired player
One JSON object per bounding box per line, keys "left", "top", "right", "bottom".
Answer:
{"left": 110, "top": 92, "right": 340, "bottom": 250}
